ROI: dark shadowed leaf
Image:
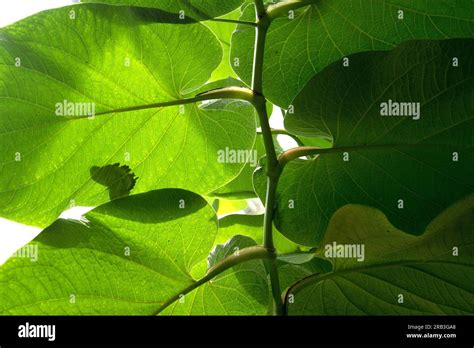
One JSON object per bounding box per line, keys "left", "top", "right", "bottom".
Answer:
{"left": 285, "top": 196, "right": 474, "bottom": 315}
{"left": 231, "top": 0, "right": 474, "bottom": 107}
{"left": 255, "top": 39, "right": 474, "bottom": 246}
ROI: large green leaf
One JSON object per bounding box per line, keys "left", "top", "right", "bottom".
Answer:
{"left": 0, "top": 189, "right": 217, "bottom": 314}
{"left": 255, "top": 39, "right": 474, "bottom": 246}
{"left": 81, "top": 0, "right": 245, "bottom": 20}
{"left": 0, "top": 4, "right": 256, "bottom": 227}
{"left": 285, "top": 196, "right": 474, "bottom": 315}
{"left": 0, "top": 189, "right": 270, "bottom": 315}
{"left": 161, "top": 235, "right": 270, "bottom": 315}
{"left": 231, "top": 0, "right": 474, "bottom": 107}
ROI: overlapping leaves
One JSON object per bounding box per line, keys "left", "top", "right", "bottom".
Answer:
{"left": 285, "top": 196, "right": 474, "bottom": 315}
{"left": 232, "top": 0, "right": 474, "bottom": 107}
{"left": 255, "top": 39, "right": 474, "bottom": 246}
{"left": 0, "top": 4, "right": 256, "bottom": 227}
{"left": 0, "top": 189, "right": 269, "bottom": 315}
{"left": 1, "top": 0, "right": 473, "bottom": 318}
{"left": 82, "top": 0, "right": 245, "bottom": 21}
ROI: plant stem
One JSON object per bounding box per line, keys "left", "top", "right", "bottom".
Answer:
{"left": 282, "top": 271, "right": 323, "bottom": 313}
{"left": 263, "top": 174, "right": 278, "bottom": 251}
{"left": 154, "top": 246, "right": 274, "bottom": 315}
{"left": 207, "top": 18, "right": 258, "bottom": 27}
{"left": 254, "top": 96, "right": 278, "bottom": 169}
{"left": 263, "top": 174, "right": 285, "bottom": 316}
{"left": 266, "top": 258, "right": 285, "bottom": 315}
{"left": 251, "top": 1, "right": 285, "bottom": 316}
{"left": 277, "top": 143, "right": 442, "bottom": 170}
{"left": 278, "top": 145, "right": 321, "bottom": 169}
{"left": 255, "top": 0, "right": 266, "bottom": 18}
{"left": 72, "top": 86, "right": 254, "bottom": 119}
{"left": 251, "top": 25, "right": 269, "bottom": 97}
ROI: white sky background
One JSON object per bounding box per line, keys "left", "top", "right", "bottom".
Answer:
{"left": 0, "top": 0, "right": 76, "bottom": 27}
{"left": 0, "top": 1, "right": 296, "bottom": 265}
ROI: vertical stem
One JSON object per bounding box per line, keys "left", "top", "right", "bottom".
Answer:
{"left": 254, "top": 94, "right": 278, "bottom": 169}
{"left": 252, "top": 11, "right": 277, "bottom": 170}
{"left": 251, "top": 1, "right": 284, "bottom": 315}
{"left": 263, "top": 167, "right": 278, "bottom": 251}
{"left": 266, "top": 258, "right": 285, "bottom": 315}
{"left": 263, "top": 175, "right": 285, "bottom": 316}
{"left": 254, "top": 0, "right": 266, "bottom": 19}
{"left": 251, "top": 18, "right": 268, "bottom": 96}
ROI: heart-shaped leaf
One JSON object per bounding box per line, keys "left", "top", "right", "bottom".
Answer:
{"left": 0, "top": 4, "right": 256, "bottom": 227}
{"left": 231, "top": 0, "right": 474, "bottom": 107}
{"left": 0, "top": 189, "right": 217, "bottom": 314}
{"left": 255, "top": 39, "right": 474, "bottom": 246}
{"left": 0, "top": 189, "right": 270, "bottom": 315}
{"left": 285, "top": 196, "right": 474, "bottom": 315}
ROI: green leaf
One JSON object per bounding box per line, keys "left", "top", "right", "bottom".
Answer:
{"left": 211, "top": 131, "right": 280, "bottom": 200}
{"left": 204, "top": 9, "right": 242, "bottom": 81}
{"left": 298, "top": 136, "right": 332, "bottom": 149}
{"left": 231, "top": 0, "right": 474, "bottom": 107}
{"left": 278, "top": 258, "right": 332, "bottom": 291}
{"left": 217, "top": 214, "right": 263, "bottom": 244}
{"left": 211, "top": 134, "right": 264, "bottom": 200}
{"left": 207, "top": 234, "right": 257, "bottom": 267}
{"left": 277, "top": 252, "right": 315, "bottom": 265}
{"left": 90, "top": 163, "right": 138, "bottom": 200}
{"left": 0, "top": 189, "right": 219, "bottom": 315}
{"left": 191, "top": 77, "right": 246, "bottom": 97}
{"left": 217, "top": 214, "right": 301, "bottom": 254}
{"left": 285, "top": 196, "right": 474, "bottom": 315}
{"left": 161, "top": 235, "right": 270, "bottom": 315}
{"left": 0, "top": 4, "right": 256, "bottom": 227}
{"left": 256, "top": 39, "right": 474, "bottom": 246}
{"left": 214, "top": 198, "right": 249, "bottom": 216}
{"left": 81, "top": 0, "right": 245, "bottom": 21}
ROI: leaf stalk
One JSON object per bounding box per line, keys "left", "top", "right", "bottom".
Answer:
{"left": 72, "top": 86, "right": 254, "bottom": 118}
{"left": 154, "top": 246, "right": 274, "bottom": 315}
